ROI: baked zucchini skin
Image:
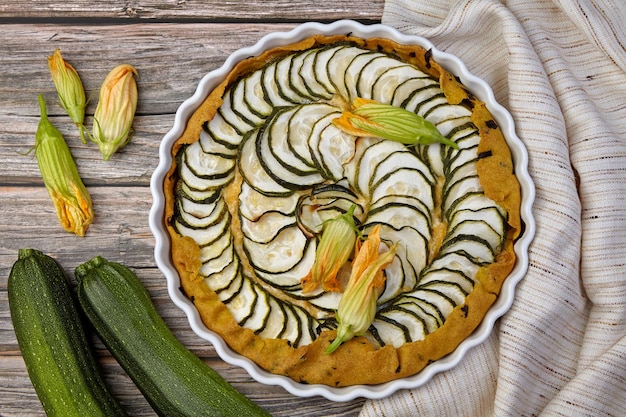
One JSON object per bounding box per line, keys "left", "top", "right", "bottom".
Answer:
{"left": 75, "top": 256, "right": 271, "bottom": 417}
{"left": 7, "top": 248, "right": 127, "bottom": 417}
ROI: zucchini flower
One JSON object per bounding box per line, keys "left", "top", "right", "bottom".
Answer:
{"left": 47, "top": 49, "right": 88, "bottom": 143}
{"left": 92, "top": 64, "right": 138, "bottom": 160}
{"left": 34, "top": 95, "right": 94, "bottom": 237}
{"left": 326, "top": 225, "right": 397, "bottom": 354}
{"left": 333, "top": 98, "right": 458, "bottom": 149}
{"left": 301, "top": 205, "right": 359, "bottom": 293}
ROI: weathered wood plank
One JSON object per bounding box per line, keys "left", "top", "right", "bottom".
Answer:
{"left": 0, "top": 0, "right": 384, "bottom": 21}
{"left": 0, "top": 185, "right": 154, "bottom": 266}
{"left": 0, "top": 23, "right": 299, "bottom": 117}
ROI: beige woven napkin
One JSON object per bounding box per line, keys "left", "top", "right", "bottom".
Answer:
{"left": 360, "top": 0, "right": 626, "bottom": 416}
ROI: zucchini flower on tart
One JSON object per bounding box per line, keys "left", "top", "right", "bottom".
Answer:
{"left": 333, "top": 98, "right": 458, "bottom": 149}
{"left": 326, "top": 225, "right": 397, "bottom": 354}
{"left": 301, "top": 205, "right": 359, "bottom": 293}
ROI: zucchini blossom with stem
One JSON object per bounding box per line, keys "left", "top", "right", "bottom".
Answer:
{"left": 92, "top": 64, "right": 138, "bottom": 160}
{"left": 34, "top": 95, "right": 94, "bottom": 237}
{"left": 326, "top": 225, "right": 397, "bottom": 354}
{"left": 301, "top": 205, "right": 359, "bottom": 293}
{"left": 333, "top": 98, "right": 458, "bottom": 149}
{"left": 47, "top": 49, "right": 88, "bottom": 143}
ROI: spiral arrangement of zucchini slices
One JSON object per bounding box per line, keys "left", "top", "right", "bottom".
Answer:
{"left": 173, "top": 43, "right": 507, "bottom": 349}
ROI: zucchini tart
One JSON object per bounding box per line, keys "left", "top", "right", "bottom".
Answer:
{"left": 163, "top": 34, "right": 521, "bottom": 387}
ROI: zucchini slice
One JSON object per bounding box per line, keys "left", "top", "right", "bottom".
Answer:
{"left": 175, "top": 199, "right": 230, "bottom": 246}
{"left": 343, "top": 50, "right": 382, "bottom": 100}
{"left": 366, "top": 201, "right": 431, "bottom": 240}
{"left": 419, "top": 267, "right": 474, "bottom": 296}
{"left": 297, "top": 182, "right": 363, "bottom": 236}
{"left": 299, "top": 48, "right": 334, "bottom": 99}
{"left": 220, "top": 91, "right": 256, "bottom": 134}
{"left": 229, "top": 75, "right": 267, "bottom": 125}
{"left": 226, "top": 276, "right": 258, "bottom": 323}
{"left": 370, "top": 167, "right": 435, "bottom": 212}
{"left": 199, "top": 230, "right": 233, "bottom": 266}
{"left": 176, "top": 194, "right": 227, "bottom": 229}
{"left": 326, "top": 46, "right": 371, "bottom": 98}
{"left": 238, "top": 129, "right": 293, "bottom": 197}
{"left": 289, "top": 49, "right": 325, "bottom": 101}
{"left": 261, "top": 62, "right": 293, "bottom": 107}
{"left": 275, "top": 54, "right": 311, "bottom": 104}
{"left": 179, "top": 149, "right": 234, "bottom": 191}
{"left": 256, "top": 110, "right": 325, "bottom": 189}
{"left": 200, "top": 238, "right": 235, "bottom": 277}
{"left": 371, "top": 315, "right": 415, "bottom": 347}
{"left": 240, "top": 210, "right": 297, "bottom": 244}
{"left": 199, "top": 128, "right": 239, "bottom": 158}
{"left": 308, "top": 112, "right": 354, "bottom": 181}
{"left": 215, "top": 266, "right": 244, "bottom": 302}
{"left": 243, "top": 70, "right": 274, "bottom": 118}
{"left": 255, "top": 245, "right": 314, "bottom": 290}
{"left": 203, "top": 112, "right": 245, "bottom": 150}
{"left": 267, "top": 106, "right": 318, "bottom": 175}
{"left": 371, "top": 64, "right": 426, "bottom": 103}
{"left": 312, "top": 45, "right": 343, "bottom": 95}
{"left": 207, "top": 256, "right": 240, "bottom": 294}
{"left": 391, "top": 76, "right": 440, "bottom": 109}
{"left": 178, "top": 193, "right": 220, "bottom": 218}
{"left": 288, "top": 103, "right": 339, "bottom": 169}
{"left": 345, "top": 137, "right": 402, "bottom": 198}
{"left": 239, "top": 283, "right": 271, "bottom": 330}
{"left": 243, "top": 225, "right": 311, "bottom": 274}
{"left": 238, "top": 181, "right": 300, "bottom": 221}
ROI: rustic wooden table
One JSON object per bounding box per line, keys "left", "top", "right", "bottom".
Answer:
{"left": 0, "top": 2, "right": 385, "bottom": 416}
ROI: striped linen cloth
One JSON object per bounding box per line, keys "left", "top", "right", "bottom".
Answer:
{"left": 360, "top": 1, "right": 626, "bottom": 416}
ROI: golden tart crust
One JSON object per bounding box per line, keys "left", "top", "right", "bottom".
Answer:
{"left": 163, "top": 34, "right": 521, "bottom": 387}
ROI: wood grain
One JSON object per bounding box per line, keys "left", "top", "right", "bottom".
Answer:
{"left": 0, "top": 0, "right": 384, "bottom": 21}
{"left": 0, "top": 6, "right": 387, "bottom": 415}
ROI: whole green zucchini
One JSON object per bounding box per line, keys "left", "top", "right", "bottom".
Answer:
{"left": 7, "top": 248, "right": 127, "bottom": 417}
{"left": 75, "top": 256, "right": 271, "bottom": 417}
